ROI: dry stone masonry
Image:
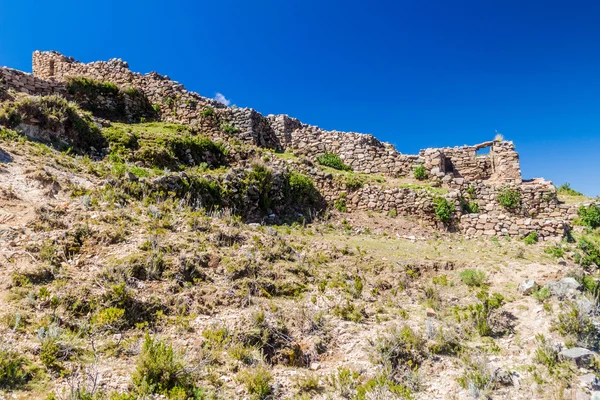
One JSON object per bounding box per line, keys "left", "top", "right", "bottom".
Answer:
{"left": 0, "top": 51, "right": 586, "bottom": 239}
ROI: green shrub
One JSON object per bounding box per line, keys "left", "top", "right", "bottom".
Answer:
{"left": 0, "top": 95, "right": 106, "bottom": 153}
{"left": 40, "top": 339, "right": 60, "bottom": 369}
{"left": 294, "top": 373, "right": 323, "bottom": 395}
{"left": 334, "top": 193, "right": 347, "bottom": 213}
{"left": 91, "top": 307, "right": 126, "bottom": 331}
{"left": 466, "top": 291, "right": 505, "bottom": 336}
{"left": 66, "top": 76, "right": 119, "bottom": 98}
{"left": 200, "top": 107, "right": 215, "bottom": 117}
{"left": 316, "top": 152, "right": 352, "bottom": 171}
{"left": 0, "top": 349, "right": 31, "bottom": 389}
{"left": 287, "top": 171, "right": 318, "bottom": 205}
{"left": 545, "top": 244, "right": 564, "bottom": 258}
{"left": 221, "top": 123, "right": 240, "bottom": 134}
{"left": 554, "top": 301, "right": 598, "bottom": 348}
{"left": 462, "top": 201, "right": 480, "bottom": 214}
{"left": 327, "top": 367, "right": 361, "bottom": 398}
{"left": 523, "top": 231, "right": 539, "bottom": 245}
{"left": 239, "top": 366, "right": 273, "bottom": 400}
{"left": 532, "top": 287, "right": 551, "bottom": 303}
{"left": 433, "top": 197, "right": 454, "bottom": 223}
{"left": 132, "top": 334, "right": 201, "bottom": 397}
{"left": 332, "top": 301, "right": 365, "bottom": 323}
{"left": 459, "top": 269, "right": 487, "bottom": 287}
{"left": 456, "top": 352, "right": 496, "bottom": 398}
{"left": 557, "top": 182, "right": 584, "bottom": 197}
{"left": 496, "top": 187, "right": 521, "bottom": 210}
{"left": 578, "top": 204, "right": 600, "bottom": 229}
{"left": 578, "top": 236, "right": 600, "bottom": 267}
{"left": 343, "top": 175, "right": 364, "bottom": 191}
{"left": 202, "top": 325, "right": 230, "bottom": 349}
{"left": 138, "top": 133, "right": 227, "bottom": 169}
{"left": 428, "top": 327, "right": 462, "bottom": 355}
{"left": 413, "top": 165, "right": 427, "bottom": 180}
{"left": 356, "top": 375, "right": 413, "bottom": 400}
{"left": 11, "top": 273, "right": 30, "bottom": 287}
{"left": 461, "top": 195, "right": 480, "bottom": 214}
{"left": 533, "top": 334, "right": 559, "bottom": 369}
{"left": 371, "top": 325, "right": 426, "bottom": 370}
{"left": 103, "top": 123, "right": 228, "bottom": 170}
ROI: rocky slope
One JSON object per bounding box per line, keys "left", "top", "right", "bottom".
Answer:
{"left": 0, "top": 64, "right": 599, "bottom": 400}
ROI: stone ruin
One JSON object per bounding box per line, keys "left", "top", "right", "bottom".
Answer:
{"left": 0, "top": 51, "right": 590, "bottom": 239}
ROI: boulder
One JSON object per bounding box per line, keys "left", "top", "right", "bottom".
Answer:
{"left": 546, "top": 277, "right": 581, "bottom": 299}
{"left": 559, "top": 347, "right": 594, "bottom": 367}
{"left": 579, "top": 373, "right": 600, "bottom": 390}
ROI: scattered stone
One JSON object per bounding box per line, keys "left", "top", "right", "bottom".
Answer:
{"left": 580, "top": 373, "right": 600, "bottom": 390}
{"left": 518, "top": 280, "right": 538, "bottom": 295}
{"left": 559, "top": 347, "right": 594, "bottom": 367}
{"left": 564, "top": 389, "right": 593, "bottom": 400}
{"left": 426, "top": 308, "right": 437, "bottom": 317}
{"left": 493, "top": 368, "right": 513, "bottom": 386}
{"left": 125, "top": 171, "right": 138, "bottom": 181}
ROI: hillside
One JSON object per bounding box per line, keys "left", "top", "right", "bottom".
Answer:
{"left": 0, "top": 52, "right": 599, "bottom": 400}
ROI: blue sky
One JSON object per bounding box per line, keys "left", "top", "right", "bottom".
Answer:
{"left": 1, "top": 0, "right": 599, "bottom": 196}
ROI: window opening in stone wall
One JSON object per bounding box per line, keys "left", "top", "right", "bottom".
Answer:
{"left": 48, "top": 61, "right": 55, "bottom": 77}
{"left": 476, "top": 146, "right": 490, "bottom": 156}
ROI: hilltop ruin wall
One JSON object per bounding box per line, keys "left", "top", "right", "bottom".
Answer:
{"left": 2, "top": 51, "right": 524, "bottom": 184}
{"left": 0, "top": 51, "right": 580, "bottom": 239}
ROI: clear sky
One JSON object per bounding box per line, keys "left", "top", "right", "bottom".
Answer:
{"left": 1, "top": 0, "right": 598, "bottom": 196}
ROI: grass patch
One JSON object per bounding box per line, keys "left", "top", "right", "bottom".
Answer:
{"left": 0, "top": 348, "right": 32, "bottom": 389}
{"left": 459, "top": 269, "right": 487, "bottom": 287}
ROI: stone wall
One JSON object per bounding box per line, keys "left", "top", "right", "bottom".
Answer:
{"left": 26, "top": 51, "right": 429, "bottom": 177}
{"left": 0, "top": 50, "right": 581, "bottom": 239}
{"left": 0, "top": 67, "right": 65, "bottom": 96}
{"left": 30, "top": 51, "right": 293, "bottom": 149}
{"left": 490, "top": 141, "right": 521, "bottom": 182}
{"left": 23, "top": 51, "right": 526, "bottom": 183}
{"left": 420, "top": 140, "right": 522, "bottom": 184}
{"left": 268, "top": 114, "right": 417, "bottom": 176}
{"left": 266, "top": 153, "right": 575, "bottom": 240}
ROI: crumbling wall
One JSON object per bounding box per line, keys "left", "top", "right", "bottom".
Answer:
{"left": 268, "top": 155, "right": 572, "bottom": 239}
{"left": 267, "top": 114, "right": 418, "bottom": 177}
{"left": 31, "top": 51, "right": 281, "bottom": 148}
{"left": 1, "top": 50, "right": 572, "bottom": 238}
{"left": 0, "top": 67, "right": 65, "bottom": 96}
{"left": 26, "top": 51, "right": 526, "bottom": 184}
{"left": 490, "top": 141, "right": 521, "bottom": 182}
